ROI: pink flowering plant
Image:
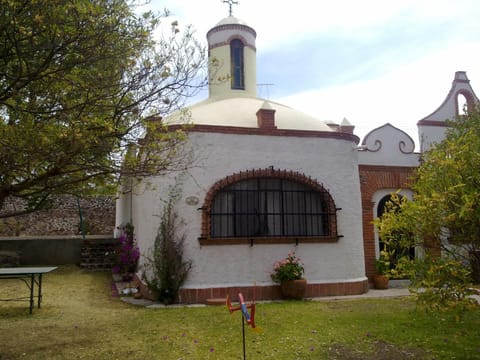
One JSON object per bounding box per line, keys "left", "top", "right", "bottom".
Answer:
{"left": 270, "top": 252, "right": 305, "bottom": 283}
{"left": 113, "top": 223, "right": 140, "bottom": 274}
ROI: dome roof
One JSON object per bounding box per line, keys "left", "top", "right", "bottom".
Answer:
{"left": 165, "top": 14, "right": 336, "bottom": 134}
{"left": 165, "top": 96, "right": 334, "bottom": 132}
{"left": 215, "top": 15, "right": 249, "bottom": 26}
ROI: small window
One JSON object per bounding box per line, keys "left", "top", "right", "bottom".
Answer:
{"left": 210, "top": 178, "right": 335, "bottom": 239}
{"left": 230, "top": 39, "right": 244, "bottom": 90}
{"left": 457, "top": 93, "right": 468, "bottom": 115}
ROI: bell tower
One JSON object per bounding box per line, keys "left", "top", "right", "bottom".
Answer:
{"left": 417, "top": 71, "right": 479, "bottom": 152}
{"left": 206, "top": 3, "right": 257, "bottom": 99}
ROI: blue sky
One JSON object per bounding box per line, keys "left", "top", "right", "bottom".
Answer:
{"left": 146, "top": 0, "right": 480, "bottom": 149}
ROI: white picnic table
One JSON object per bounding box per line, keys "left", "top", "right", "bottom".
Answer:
{"left": 0, "top": 266, "right": 57, "bottom": 314}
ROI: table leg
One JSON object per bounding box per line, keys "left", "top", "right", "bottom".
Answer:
{"left": 29, "top": 274, "right": 34, "bottom": 314}
{"left": 38, "top": 274, "right": 43, "bottom": 308}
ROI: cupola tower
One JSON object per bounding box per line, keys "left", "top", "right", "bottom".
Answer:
{"left": 206, "top": 9, "right": 257, "bottom": 99}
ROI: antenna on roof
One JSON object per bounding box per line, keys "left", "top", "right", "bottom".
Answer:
{"left": 222, "top": 0, "right": 239, "bottom": 16}
{"left": 257, "top": 83, "right": 275, "bottom": 99}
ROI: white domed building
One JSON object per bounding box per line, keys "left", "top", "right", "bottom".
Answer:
{"left": 115, "top": 13, "right": 479, "bottom": 303}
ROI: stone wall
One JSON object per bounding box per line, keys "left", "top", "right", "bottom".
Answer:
{"left": 0, "top": 235, "right": 117, "bottom": 267}
{"left": 0, "top": 195, "right": 115, "bottom": 236}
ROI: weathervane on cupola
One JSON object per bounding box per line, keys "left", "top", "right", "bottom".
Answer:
{"left": 222, "top": 0, "right": 239, "bottom": 16}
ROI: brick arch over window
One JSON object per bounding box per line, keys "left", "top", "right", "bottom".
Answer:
{"left": 456, "top": 89, "right": 476, "bottom": 115}
{"left": 199, "top": 168, "right": 339, "bottom": 245}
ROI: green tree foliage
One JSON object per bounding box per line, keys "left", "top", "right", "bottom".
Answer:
{"left": 0, "top": 0, "right": 206, "bottom": 217}
{"left": 375, "top": 107, "right": 480, "bottom": 312}
{"left": 378, "top": 108, "right": 480, "bottom": 267}
{"left": 404, "top": 255, "right": 477, "bottom": 317}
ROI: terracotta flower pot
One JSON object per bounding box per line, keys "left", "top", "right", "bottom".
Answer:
{"left": 280, "top": 279, "right": 307, "bottom": 299}
{"left": 373, "top": 274, "right": 389, "bottom": 289}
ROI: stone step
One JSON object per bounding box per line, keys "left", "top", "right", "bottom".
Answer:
{"left": 206, "top": 298, "right": 227, "bottom": 306}
{"left": 80, "top": 259, "right": 114, "bottom": 264}
{"left": 80, "top": 262, "right": 113, "bottom": 271}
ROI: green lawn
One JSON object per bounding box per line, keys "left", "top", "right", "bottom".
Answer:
{"left": 1, "top": 266, "right": 479, "bottom": 359}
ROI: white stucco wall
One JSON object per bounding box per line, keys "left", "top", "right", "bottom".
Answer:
{"left": 128, "top": 131, "right": 366, "bottom": 289}
{"left": 418, "top": 125, "right": 448, "bottom": 153}
{"left": 115, "top": 178, "right": 135, "bottom": 237}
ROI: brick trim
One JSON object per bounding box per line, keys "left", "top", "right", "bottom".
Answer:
{"left": 134, "top": 273, "right": 368, "bottom": 304}
{"left": 455, "top": 89, "right": 476, "bottom": 114}
{"left": 166, "top": 124, "right": 360, "bottom": 142}
{"left": 207, "top": 23, "right": 257, "bottom": 39}
{"left": 199, "top": 236, "right": 339, "bottom": 246}
{"left": 208, "top": 35, "right": 256, "bottom": 52}
{"left": 417, "top": 119, "right": 449, "bottom": 127}
{"left": 359, "top": 165, "right": 417, "bottom": 173}
{"left": 178, "top": 279, "right": 369, "bottom": 304}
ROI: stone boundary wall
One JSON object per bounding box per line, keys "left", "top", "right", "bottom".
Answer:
{"left": 0, "top": 195, "right": 115, "bottom": 236}
{"left": 0, "top": 235, "right": 116, "bottom": 266}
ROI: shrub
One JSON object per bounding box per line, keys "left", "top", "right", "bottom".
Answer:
{"left": 112, "top": 223, "right": 139, "bottom": 275}
{"left": 142, "top": 198, "right": 192, "bottom": 305}
{"left": 403, "top": 254, "right": 478, "bottom": 317}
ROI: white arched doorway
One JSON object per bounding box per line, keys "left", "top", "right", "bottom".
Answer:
{"left": 373, "top": 189, "right": 415, "bottom": 266}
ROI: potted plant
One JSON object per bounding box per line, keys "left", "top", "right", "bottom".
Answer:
{"left": 373, "top": 250, "right": 390, "bottom": 289}
{"left": 271, "top": 252, "right": 307, "bottom": 299}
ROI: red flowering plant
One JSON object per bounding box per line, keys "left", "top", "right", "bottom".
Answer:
{"left": 112, "top": 223, "right": 140, "bottom": 275}
{"left": 270, "top": 252, "right": 305, "bottom": 283}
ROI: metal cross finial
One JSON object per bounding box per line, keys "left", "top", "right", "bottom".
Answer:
{"left": 223, "top": 0, "right": 239, "bottom": 16}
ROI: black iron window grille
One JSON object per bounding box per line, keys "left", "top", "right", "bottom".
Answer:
{"left": 210, "top": 178, "right": 335, "bottom": 238}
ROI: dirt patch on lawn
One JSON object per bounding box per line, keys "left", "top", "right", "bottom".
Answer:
{"left": 328, "top": 340, "right": 432, "bottom": 360}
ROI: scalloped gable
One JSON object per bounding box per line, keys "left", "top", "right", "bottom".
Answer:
{"left": 358, "top": 123, "right": 420, "bottom": 167}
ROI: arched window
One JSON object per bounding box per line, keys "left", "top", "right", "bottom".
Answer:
{"left": 200, "top": 171, "right": 339, "bottom": 245}
{"left": 230, "top": 39, "right": 244, "bottom": 90}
